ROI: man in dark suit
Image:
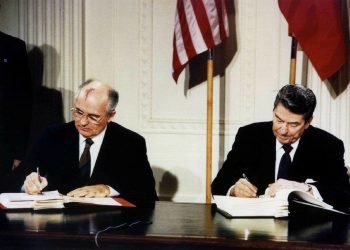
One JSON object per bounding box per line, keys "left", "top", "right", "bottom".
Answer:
{"left": 212, "top": 84, "right": 349, "bottom": 207}
{"left": 22, "top": 79, "right": 158, "bottom": 203}
{"left": 0, "top": 31, "right": 31, "bottom": 177}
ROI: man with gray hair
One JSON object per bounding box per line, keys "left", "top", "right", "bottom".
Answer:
{"left": 20, "top": 79, "right": 158, "bottom": 203}
{"left": 212, "top": 84, "right": 349, "bottom": 208}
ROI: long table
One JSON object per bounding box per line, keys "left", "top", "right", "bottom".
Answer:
{"left": 0, "top": 201, "right": 349, "bottom": 249}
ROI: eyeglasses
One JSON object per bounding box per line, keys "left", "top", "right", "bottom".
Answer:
{"left": 71, "top": 107, "right": 106, "bottom": 124}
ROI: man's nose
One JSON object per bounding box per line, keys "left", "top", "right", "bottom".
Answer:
{"left": 80, "top": 115, "right": 89, "bottom": 126}
{"left": 280, "top": 123, "right": 288, "bottom": 134}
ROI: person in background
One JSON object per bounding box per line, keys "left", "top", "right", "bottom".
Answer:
{"left": 0, "top": 31, "right": 32, "bottom": 192}
{"left": 21, "top": 79, "right": 158, "bottom": 204}
{"left": 212, "top": 84, "right": 350, "bottom": 208}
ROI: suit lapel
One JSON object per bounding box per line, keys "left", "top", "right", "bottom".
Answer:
{"left": 64, "top": 123, "right": 80, "bottom": 168}
{"left": 290, "top": 128, "right": 311, "bottom": 181}
{"left": 263, "top": 127, "right": 277, "bottom": 183}
{"left": 90, "top": 123, "right": 113, "bottom": 180}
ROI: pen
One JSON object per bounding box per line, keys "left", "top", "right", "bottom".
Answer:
{"left": 37, "top": 167, "right": 41, "bottom": 183}
{"left": 37, "top": 167, "right": 43, "bottom": 194}
{"left": 242, "top": 173, "right": 250, "bottom": 182}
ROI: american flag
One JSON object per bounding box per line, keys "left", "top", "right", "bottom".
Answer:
{"left": 172, "top": 0, "right": 229, "bottom": 82}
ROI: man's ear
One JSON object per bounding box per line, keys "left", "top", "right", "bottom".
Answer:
{"left": 305, "top": 116, "right": 313, "bottom": 129}
{"left": 108, "top": 110, "right": 116, "bottom": 122}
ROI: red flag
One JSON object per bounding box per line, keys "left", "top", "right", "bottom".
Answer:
{"left": 278, "top": 0, "right": 345, "bottom": 81}
{"left": 172, "top": 0, "right": 229, "bottom": 82}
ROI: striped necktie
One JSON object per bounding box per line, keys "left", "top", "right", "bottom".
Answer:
{"left": 79, "top": 138, "right": 94, "bottom": 185}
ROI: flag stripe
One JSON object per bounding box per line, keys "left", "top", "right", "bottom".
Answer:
{"left": 191, "top": 0, "right": 215, "bottom": 48}
{"left": 172, "top": 0, "right": 229, "bottom": 82}
{"left": 174, "top": 7, "right": 189, "bottom": 65}
{"left": 173, "top": 35, "right": 186, "bottom": 80}
{"left": 172, "top": 35, "right": 183, "bottom": 74}
{"left": 177, "top": 0, "right": 197, "bottom": 62}
{"left": 183, "top": 0, "right": 208, "bottom": 54}
{"left": 216, "top": 0, "right": 229, "bottom": 41}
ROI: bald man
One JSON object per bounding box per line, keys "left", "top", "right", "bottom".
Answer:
{"left": 20, "top": 79, "right": 158, "bottom": 203}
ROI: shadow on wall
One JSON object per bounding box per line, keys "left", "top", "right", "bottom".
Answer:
{"left": 325, "top": 0, "right": 350, "bottom": 97}
{"left": 152, "top": 166, "right": 178, "bottom": 201}
{"left": 152, "top": 166, "right": 204, "bottom": 202}
{"left": 27, "top": 45, "right": 72, "bottom": 151}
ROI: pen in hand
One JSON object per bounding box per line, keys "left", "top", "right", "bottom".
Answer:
{"left": 242, "top": 173, "right": 250, "bottom": 182}
{"left": 37, "top": 167, "right": 43, "bottom": 194}
{"left": 242, "top": 173, "right": 258, "bottom": 197}
{"left": 37, "top": 167, "right": 41, "bottom": 183}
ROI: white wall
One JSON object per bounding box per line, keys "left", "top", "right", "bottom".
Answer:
{"left": 1, "top": 0, "right": 349, "bottom": 202}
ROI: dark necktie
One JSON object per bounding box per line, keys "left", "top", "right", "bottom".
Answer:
{"left": 79, "top": 138, "right": 94, "bottom": 185}
{"left": 277, "top": 144, "right": 293, "bottom": 180}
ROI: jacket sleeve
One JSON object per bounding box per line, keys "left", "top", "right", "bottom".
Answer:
{"left": 211, "top": 127, "right": 250, "bottom": 195}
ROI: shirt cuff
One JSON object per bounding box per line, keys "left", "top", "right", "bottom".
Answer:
{"left": 226, "top": 185, "right": 235, "bottom": 196}
{"left": 308, "top": 184, "right": 323, "bottom": 201}
{"left": 107, "top": 185, "right": 120, "bottom": 197}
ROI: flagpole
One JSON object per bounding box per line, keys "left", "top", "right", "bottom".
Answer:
{"left": 206, "top": 48, "right": 214, "bottom": 204}
{"left": 289, "top": 36, "right": 297, "bottom": 84}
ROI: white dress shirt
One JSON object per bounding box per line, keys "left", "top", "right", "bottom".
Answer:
{"left": 274, "top": 139, "right": 322, "bottom": 200}
{"left": 79, "top": 128, "right": 106, "bottom": 176}
{"left": 274, "top": 139, "right": 299, "bottom": 180}
{"left": 79, "top": 126, "right": 119, "bottom": 196}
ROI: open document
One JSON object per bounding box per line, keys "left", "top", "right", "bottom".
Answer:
{"left": 0, "top": 191, "right": 134, "bottom": 210}
{"left": 214, "top": 195, "right": 289, "bottom": 218}
{"left": 0, "top": 191, "right": 64, "bottom": 209}
{"left": 213, "top": 189, "right": 348, "bottom": 218}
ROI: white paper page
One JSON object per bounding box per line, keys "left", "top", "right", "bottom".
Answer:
{"left": 0, "top": 191, "right": 63, "bottom": 209}
{"left": 64, "top": 196, "right": 121, "bottom": 206}
{"left": 213, "top": 195, "right": 289, "bottom": 217}
{"left": 0, "top": 191, "right": 62, "bottom": 202}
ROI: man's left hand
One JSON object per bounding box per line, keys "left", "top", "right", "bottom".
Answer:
{"left": 67, "top": 184, "right": 110, "bottom": 198}
{"left": 267, "top": 179, "right": 311, "bottom": 197}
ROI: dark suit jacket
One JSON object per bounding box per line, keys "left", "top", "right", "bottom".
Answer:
{"left": 212, "top": 122, "right": 350, "bottom": 207}
{"left": 0, "top": 32, "right": 32, "bottom": 192}
{"left": 17, "top": 121, "right": 158, "bottom": 204}
{"left": 0, "top": 31, "right": 31, "bottom": 173}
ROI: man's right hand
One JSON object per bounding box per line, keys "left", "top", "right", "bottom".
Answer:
{"left": 24, "top": 172, "right": 48, "bottom": 194}
{"left": 230, "top": 178, "right": 258, "bottom": 198}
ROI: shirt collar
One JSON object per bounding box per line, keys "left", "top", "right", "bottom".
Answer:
{"left": 79, "top": 125, "right": 108, "bottom": 146}
{"left": 275, "top": 138, "right": 300, "bottom": 151}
